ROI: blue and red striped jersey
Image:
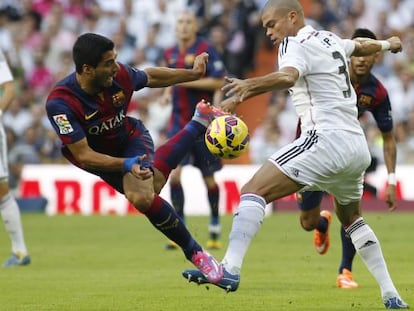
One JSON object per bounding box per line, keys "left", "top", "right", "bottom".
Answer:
{"left": 165, "top": 38, "right": 225, "bottom": 133}
{"left": 354, "top": 73, "right": 393, "bottom": 133}
{"left": 46, "top": 63, "right": 148, "bottom": 161}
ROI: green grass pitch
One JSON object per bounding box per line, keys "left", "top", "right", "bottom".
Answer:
{"left": 0, "top": 212, "right": 412, "bottom": 310}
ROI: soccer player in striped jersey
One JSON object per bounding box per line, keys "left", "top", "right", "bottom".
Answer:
{"left": 163, "top": 11, "right": 225, "bottom": 250}
{"left": 45, "top": 33, "right": 225, "bottom": 283}
{"left": 182, "top": 1, "right": 408, "bottom": 309}
{"left": 297, "top": 28, "right": 398, "bottom": 290}
{"left": 0, "top": 50, "right": 31, "bottom": 267}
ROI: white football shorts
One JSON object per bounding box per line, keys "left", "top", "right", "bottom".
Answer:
{"left": 268, "top": 129, "right": 371, "bottom": 205}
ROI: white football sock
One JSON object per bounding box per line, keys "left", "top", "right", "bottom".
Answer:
{"left": 222, "top": 194, "right": 265, "bottom": 274}
{"left": 0, "top": 193, "right": 28, "bottom": 255}
{"left": 346, "top": 217, "right": 398, "bottom": 299}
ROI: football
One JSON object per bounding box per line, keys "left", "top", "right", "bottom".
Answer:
{"left": 205, "top": 115, "right": 250, "bottom": 159}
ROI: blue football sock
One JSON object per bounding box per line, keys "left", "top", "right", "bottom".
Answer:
{"left": 170, "top": 183, "right": 184, "bottom": 222}
{"left": 316, "top": 215, "right": 328, "bottom": 233}
{"left": 145, "top": 194, "right": 201, "bottom": 260}
{"left": 208, "top": 184, "right": 219, "bottom": 223}
{"left": 339, "top": 226, "right": 356, "bottom": 272}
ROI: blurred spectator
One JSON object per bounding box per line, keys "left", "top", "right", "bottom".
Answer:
{"left": 62, "top": 0, "right": 93, "bottom": 32}
{"left": 268, "top": 91, "right": 297, "bottom": 145}
{"left": 249, "top": 104, "right": 283, "bottom": 164}
{"left": 5, "top": 126, "right": 19, "bottom": 190}
{"left": 0, "top": 8, "right": 15, "bottom": 59}
{"left": 144, "top": 26, "right": 165, "bottom": 66}
{"left": 112, "top": 26, "right": 136, "bottom": 65}
{"left": 153, "top": 0, "right": 188, "bottom": 49}
{"left": 53, "top": 50, "right": 74, "bottom": 83}
{"left": 31, "top": 0, "right": 59, "bottom": 17}
{"left": 385, "top": 0, "right": 412, "bottom": 36}
{"left": 92, "top": 0, "right": 125, "bottom": 38}
{"left": 21, "top": 10, "right": 44, "bottom": 50}
{"left": 129, "top": 47, "right": 167, "bottom": 145}
{"left": 42, "top": 2, "right": 77, "bottom": 72}
{"left": 26, "top": 48, "right": 55, "bottom": 104}
{"left": 0, "top": 0, "right": 414, "bottom": 169}
{"left": 3, "top": 96, "right": 33, "bottom": 137}
{"left": 8, "top": 127, "right": 42, "bottom": 190}
{"left": 206, "top": 0, "right": 261, "bottom": 78}
{"left": 403, "top": 109, "right": 414, "bottom": 163}
{"left": 306, "top": 0, "right": 339, "bottom": 31}
{"left": 383, "top": 62, "right": 414, "bottom": 144}
{"left": 354, "top": 0, "right": 389, "bottom": 35}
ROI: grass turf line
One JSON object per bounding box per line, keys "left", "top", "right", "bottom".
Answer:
{"left": 0, "top": 212, "right": 412, "bottom": 311}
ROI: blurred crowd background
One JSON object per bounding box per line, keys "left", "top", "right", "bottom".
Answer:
{"left": 1, "top": 0, "right": 414, "bottom": 191}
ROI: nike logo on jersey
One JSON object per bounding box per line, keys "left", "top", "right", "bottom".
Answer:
{"left": 85, "top": 110, "right": 99, "bottom": 120}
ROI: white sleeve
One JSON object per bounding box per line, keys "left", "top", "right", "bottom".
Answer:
{"left": 278, "top": 38, "right": 309, "bottom": 77}
{"left": 342, "top": 39, "right": 356, "bottom": 58}
{"left": 0, "top": 51, "right": 13, "bottom": 85}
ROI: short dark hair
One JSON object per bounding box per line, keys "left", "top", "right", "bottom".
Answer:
{"left": 351, "top": 28, "right": 377, "bottom": 40}
{"left": 73, "top": 33, "right": 114, "bottom": 74}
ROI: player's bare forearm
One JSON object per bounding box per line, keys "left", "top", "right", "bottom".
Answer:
{"left": 222, "top": 70, "right": 296, "bottom": 102}
{"left": 79, "top": 152, "right": 125, "bottom": 171}
{"left": 0, "top": 80, "right": 15, "bottom": 111}
{"left": 382, "top": 131, "right": 397, "bottom": 210}
{"left": 67, "top": 139, "right": 124, "bottom": 171}
{"left": 248, "top": 71, "right": 296, "bottom": 97}
{"left": 352, "top": 37, "right": 402, "bottom": 56}
{"left": 145, "top": 67, "right": 204, "bottom": 87}
{"left": 382, "top": 131, "right": 397, "bottom": 176}
{"left": 145, "top": 52, "right": 208, "bottom": 87}
{"left": 178, "top": 77, "right": 224, "bottom": 91}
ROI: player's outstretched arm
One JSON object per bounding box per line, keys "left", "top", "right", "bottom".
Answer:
{"left": 220, "top": 67, "right": 298, "bottom": 113}
{"left": 178, "top": 77, "right": 224, "bottom": 91}
{"left": 0, "top": 80, "right": 15, "bottom": 113}
{"left": 144, "top": 52, "right": 208, "bottom": 88}
{"left": 382, "top": 131, "right": 398, "bottom": 211}
{"left": 66, "top": 138, "right": 152, "bottom": 180}
{"left": 352, "top": 36, "right": 402, "bottom": 57}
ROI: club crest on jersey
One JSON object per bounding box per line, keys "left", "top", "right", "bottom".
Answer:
{"left": 53, "top": 114, "right": 74, "bottom": 134}
{"left": 112, "top": 91, "right": 125, "bottom": 107}
{"left": 358, "top": 94, "right": 372, "bottom": 107}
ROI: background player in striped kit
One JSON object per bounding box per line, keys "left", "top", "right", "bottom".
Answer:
{"left": 0, "top": 49, "right": 30, "bottom": 267}
{"left": 163, "top": 10, "right": 226, "bottom": 250}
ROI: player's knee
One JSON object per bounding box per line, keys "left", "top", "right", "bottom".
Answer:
{"left": 300, "top": 214, "right": 319, "bottom": 231}
{"left": 240, "top": 181, "right": 257, "bottom": 195}
{"left": 124, "top": 190, "right": 153, "bottom": 212}
{"left": 153, "top": 170, "right": 167, "bottom": 194}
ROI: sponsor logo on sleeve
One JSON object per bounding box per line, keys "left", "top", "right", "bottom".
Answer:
{"left": 213, "top": 60, "right": 224, "bottom": 71}
{"left": 53, "top": 114, "right": 74, "bottom": 134}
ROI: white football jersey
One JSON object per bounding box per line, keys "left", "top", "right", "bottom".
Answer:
{"left": 0, "top": 50, "right": 13, "bottom": 85}
{"left": 278, "top": 25, "right": 362, "bottom": 134}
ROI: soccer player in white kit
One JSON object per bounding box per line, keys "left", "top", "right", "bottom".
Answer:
{"left": 0, "top": 50, "right": 31, "bottom": 267}
{"left": 182, "top": 0, "right": 409, "bottom": 309}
